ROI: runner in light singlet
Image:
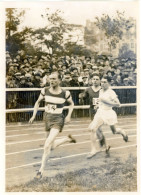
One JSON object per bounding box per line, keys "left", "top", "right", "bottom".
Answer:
{"left": 29, "top": 71, "right": 76, "bottom": 179}
{"left": 79, "top": 73, "right": 108, "bottom": 158}
{"left": 88, "top": 75, "right": 128, "bottom": 157}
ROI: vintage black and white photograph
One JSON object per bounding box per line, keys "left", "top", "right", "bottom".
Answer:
{"left": 2, "top": 0, "right": 140, "bottom": 192}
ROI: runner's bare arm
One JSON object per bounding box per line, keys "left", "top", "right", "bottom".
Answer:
{"left": 100, "top": 96, "right": 120, "bottom": 107}
{"left": 29, "top": 93, "right": 44, "bottom": 123}
{"left": 65, "top": 91, "right": 74, "bottom": 123}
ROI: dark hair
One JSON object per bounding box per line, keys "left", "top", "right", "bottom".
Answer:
{"left": 101, "top": 75, "right": 111, "bottom": 83}
{"left": 92, "top": 73, "right": 100, "bottom": 78}
{"left": 51, "top": 71, "right": 62, "bottom": 80}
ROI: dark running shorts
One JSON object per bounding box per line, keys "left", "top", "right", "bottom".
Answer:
{"left": 43, "top": 112, "right": 65, "bottom": 132}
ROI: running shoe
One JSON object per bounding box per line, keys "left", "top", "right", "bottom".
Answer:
{"left": 99, "top": 136, "right": 106, "bottom": 147}
{"left": 34, "top": 171, "right": 42, "bottom": 180}
{"left": 87, "top": 150, "right": 100, "bottom": 159}
{"left": 123, "top": 135, "right": 128, "bottom": 142}
{"left": 105, "top": 145, "right": 111, "bottom": 157}
{"left": 68, "top": 134, "right": 76, "bottom": 143}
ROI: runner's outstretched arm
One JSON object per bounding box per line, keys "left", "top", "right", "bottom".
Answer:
{"left": 29, "top": 94, "right": 44, "bottom": 123}
{"left": 100, "top": 97, "right": 120, "bottom": 107}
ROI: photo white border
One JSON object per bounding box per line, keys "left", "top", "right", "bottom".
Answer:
{"left": 0, "top": 0, "right": 140, "bottom": 194}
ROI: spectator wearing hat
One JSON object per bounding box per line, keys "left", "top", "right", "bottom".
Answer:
{"left": 70, "top": 73, "right": 83, "bottom": 87}
{"left": 127, "top": 77, "right": 136, "bottom": 86}
{"left": 83, "top": 68, "right": 90, "bottom": 83}
{"left": 14, "top": 72, "right": 22, "bottom": 87}
{"left": 42, "top": 69, "right": 50, "bottom": 87}
{"left": 123, "top": 78, "right": 130, "bottom": 86}
{"left": 7, "top": 64, "right": 15, "bottom": 75}
{"left": 52, "top": 65, "right": 58, "bottom": 72}
{"left": 64, "top": 55, "right": 70, "bottom": 68}
{"left": 72, "top": 67, "right": 79, "bottom": 74}
{"left": 24, "top": 73, "right": 34, "bottom": 88}
{"left": 110, "top": 79, "right": 116, "bottom": 86}
{"left": 98, "top": 66, "right": 104, "bottom": 78}
{"left": 28, "top": 56, "right": 34, "bottom": 66}
{"left": 86, "top": 62, "right": 92, "bottom": 70}
{"left": 62, "top": 64, "right": 67, "bottom": 72}
{"left": 78, "top": 71, "right": 85, "bottom": 83}
{"left": 23, "top": 59, "right": 28, "bottom": 64}
{"left": 6, "top": 75, "right": 15, "bottom": 88}
{"left": 84, "top": 68, "right": 89, "bottom": 77}
{"left": 114, "top": 75, "right": 123, "bottom": 86}
{"left": 92, "top": 65, "right": 98, "bottom": 72}
{"left": 61, "top": 74, "right": 71, "bottom": 87}
{"left": 58, "top": 68, "right": 64, "bottom": 79}
{"left": 50, "top": 56, "right": 57, "bottom": 69}
{"left": 91, "top": 57, "right": 96, "bottom": 64}
{"left": 19, "top": 76, "right": 27, "bottom": 88}
{"left": 82, "top": 76, "right": 89, "bottom": 87}
{"left": 32, "top": 72, "right": 42, "bottom": 88}
{"left": 121, "top": 69, "right": 129, "bottom": 81}
{"left": 75, "top": 61, "right": 83, "bottom": 73}
{"left": 13, "top": 63, "right": 19, "bottom": 73}
{"left": 106, "top": 71, "right": 113, "bottom": 81}
{"left": 36, "top": 63, "right": 44, "bottom": 74}
{"left": 132, "top": 69, "right": 137, "bottom": 85}
{"left": 57, "top": 60, "right": 63, "bottom": 69}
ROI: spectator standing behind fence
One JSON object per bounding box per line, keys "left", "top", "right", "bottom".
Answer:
{"left": 32, "top": 72, "right": 42, "bottom": 88}
{"left": 70, "top": 73, "right": 83, "bottom": 87}
{"left": 6, "top": 51, "right": 137, "bottom": 88}
{"left": 61, "top": 72, "right": 72, "bottom": 87}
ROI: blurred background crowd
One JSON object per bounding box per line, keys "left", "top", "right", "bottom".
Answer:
{"left": 6, "top": 50, "right": 137, "bottom": 88}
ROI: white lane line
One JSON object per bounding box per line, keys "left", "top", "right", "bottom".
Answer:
{"left": 6, "top": 128, "right": 136, "bottom": 145}
{"left": 6, "top": 133, "right": 31, "bottom": 138}
{"left": 6, "top": 124, "right": 89, "bottom": 133}
{"left": 6, "top": 121, "right": 137, "bottom": 133}
{"left": 6, "top": 117, "right": 136, "bottom": 128}
{"left": 6, "top": 124, "right": 137, "bottom": 137}
{"left": 6, "top": 128, "right": 88, "bottom": 138}
{"left": 6, "top": 144, "right": 137, "bottom": 171}
{"left": 6, "top": 134, "right": 136, "bottom": 156}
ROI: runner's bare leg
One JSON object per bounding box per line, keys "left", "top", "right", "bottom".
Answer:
{"left": 39, "top": 128, "right": 59, "bottom": 175}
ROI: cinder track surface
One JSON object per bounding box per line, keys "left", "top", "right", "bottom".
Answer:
{"left": 6, "top": 115, "right": 137, "bottom": 191}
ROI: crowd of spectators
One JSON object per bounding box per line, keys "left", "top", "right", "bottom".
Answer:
{"left": 6, "top": 50, "right": 137, "bottom": 88}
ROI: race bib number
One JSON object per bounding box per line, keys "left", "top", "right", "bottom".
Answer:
{"left": 46, "top": 104, "right": 57, "bottom": 113}
{"left": 92, "top": 98, "right": 99, "bottom": 105}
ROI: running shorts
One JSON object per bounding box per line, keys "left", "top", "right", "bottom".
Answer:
{"left": 43, "top": 112, "right": 65, "bottom": 132}
{"left": 95, "top": 108, "right": 117, "bottom": 126}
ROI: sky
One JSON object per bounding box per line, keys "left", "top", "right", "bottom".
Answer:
{"left": 16, "top": 1, "right": 139, "bottom": 29}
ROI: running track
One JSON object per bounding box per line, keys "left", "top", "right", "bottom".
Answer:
{"left": 6, "top": 115, "right": 137, "bottom": 188}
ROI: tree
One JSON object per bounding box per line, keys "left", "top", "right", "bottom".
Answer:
{"left": 95, "top": 11, "right": 135, "bottom": 52}
{"left": 118, "top": 44, "right": 136, "bottom": 60}
{"left": 6, "top": 8, "right": 33, "bottom": 55}
{"left": 31, "top": 9, "right": 70, "bottom": 56}
{"left": 64, "top": 41, "right": 94, "bottom": 56}
{"left": 84, "top": 26, "right": 98, "bottom": 46}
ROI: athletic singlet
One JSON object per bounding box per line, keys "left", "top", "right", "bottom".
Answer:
{"left": 41, "top": 87, "right": 70, "bottom": 114}
{"left": 99, "top": 88, "right": 117, "bottom": 110}
{"left": 84, "top": 87, "right": 101, "bottom": 107}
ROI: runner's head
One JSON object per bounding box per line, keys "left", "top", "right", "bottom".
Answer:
{"left": 101, "top": 75, "right": 111, "bottom": 90}
{"left": 91, "top": 73, "right": 100, "bottom": 87}
{"left": 49, "top": 71, "right": 61, "bottom": 87}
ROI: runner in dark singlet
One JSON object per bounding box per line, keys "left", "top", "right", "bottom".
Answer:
{"left": 79, "top": 73, "right": 107, "bottom": 158}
